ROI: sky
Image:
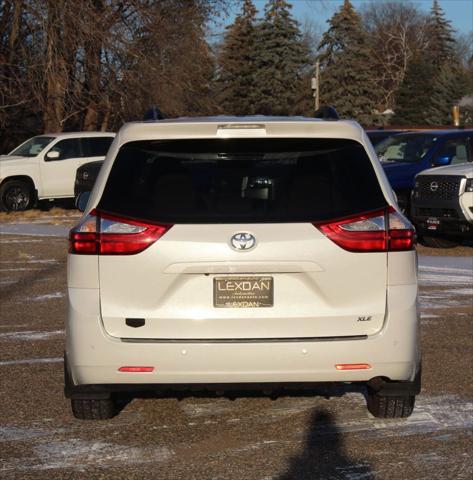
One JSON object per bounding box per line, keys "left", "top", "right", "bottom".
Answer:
{"left": 226, "top": 0, "right": 473, "bottom": 35}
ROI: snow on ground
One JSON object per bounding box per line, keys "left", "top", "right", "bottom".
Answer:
{"left": 0, "top": 330, "right": 64, "bottom": 341}
{"left": 418, "top": 255, "right": 472, "bottom": 312}
{"left": 418, "top": 255, "right": 473, "bottom": 287}
{"left": 0, "top": 223, "right": 69, "bottom": 237}
{"left": 0, "top": 393, "right": 471, "bottom": 473}
{"left": 24, "top": 292, "right": 64, "bottom": 302}
{"left": 0, "top": 357, "right": 63, "bottom": 366}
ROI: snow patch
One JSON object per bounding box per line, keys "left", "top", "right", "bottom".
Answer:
{"left": 0, "top": 330, "right": 64, "bottom": 341}
{"left": 0, "top": 357, "right": 62, "bottom": 366}
{"left": 0, "top": 239, "right": 43, "bottom": 244}
{"left": 0, "top": 426, "right": 45, "bottom": 443}
{"left": 0, "top": 268, "right": 41, "bottom": 272}
{"left": 1, "top": 438, "right": 173, "bottom": 472}
{"left": 0, "top": 259, "right": 59, "bottom": 264}
{"left": 25, "top": 292, "right": 64, "bottom": 302}
{"left": 33, "top": 440, "right": 173, "bottom": 471}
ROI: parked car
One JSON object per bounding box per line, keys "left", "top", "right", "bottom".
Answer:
{"left": 66, "top": 116, "right": 420, "bottom": 420}
{"left": 0, "top": 132, "right": 115, "bottom": 211}
{"left": 366, "top": 129, "right": 406, "bottom": 146}
{"left": 74, "top": 160, "right": 103, "bottom": 202}
{"left": 375, "top": 130, "right": 473, "bottom": 212}
{"left": 411, "top": 162, "right": 473, "bottom": 247}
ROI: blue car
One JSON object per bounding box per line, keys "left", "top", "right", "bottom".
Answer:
{"left": 375, "top": 130, "right": 473, "bottom": 211}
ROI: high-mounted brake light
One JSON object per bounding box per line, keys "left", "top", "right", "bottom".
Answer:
{"left": 314, "top": 207, "right": 415, "bottom": 252}
{"left": 69, "top": 209, "right": 172, "bottom": 255}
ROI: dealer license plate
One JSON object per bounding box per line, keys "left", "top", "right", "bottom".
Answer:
{"left": 213, "top": 276, "right": 273, "bottom": 308}
{"left": 426, "top": 217, "right": 440, "bottom": 230}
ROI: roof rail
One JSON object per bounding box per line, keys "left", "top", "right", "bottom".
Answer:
{"left": 143, "top": 106, "right": 167, "bottom": 121}
{"left": 314, "top": 105, "right": 339, "bottom": 121}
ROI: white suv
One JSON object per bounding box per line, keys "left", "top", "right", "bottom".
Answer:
{"left": 66, "top": 117, "right": 421, "bottom": 420}
{"left": 0, "top": 132, "right": 115, "bottom": 211}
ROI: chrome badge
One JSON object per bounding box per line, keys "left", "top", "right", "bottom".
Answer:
{"left": 230, "top": 232, "right": 256, "bottom": 251}
{"left": 430, "top": 181, "right": 438, "bottom": 192}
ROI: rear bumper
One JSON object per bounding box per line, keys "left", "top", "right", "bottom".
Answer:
{"left": 66, "top": 284, "right": 420, "bottom": 389}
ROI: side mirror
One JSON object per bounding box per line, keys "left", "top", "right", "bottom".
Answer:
{"left": 432, "top": 155, "right": 451, "bottom": 167}
{"left": 76, "top": 191, "right": 91, "bottom": 212}
{"left": 46, "top": 150, "right": 60, "bottom": 161}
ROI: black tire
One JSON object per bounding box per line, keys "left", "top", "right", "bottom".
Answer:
{"left": 37, "top": 199, "right": 53, "bottom": 211}
{"left": 71, "top": 398, "right": 116, "bottom": 420}
{"left": 367, "top": 393, "right": 415, "bottom": 418}
{"left": 421, "top": 235, "right": 458, "bottom": 248}
{"left": 0, "top": 179, "right": 33, "bottom": 211}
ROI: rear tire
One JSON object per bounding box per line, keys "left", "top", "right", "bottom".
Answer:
{"left": 367, "top": 393, "right": 415, "bottom": 418}
{"left": 71, "top": 398, "right": 116, "bottom": 420}
{"left": 421, "top": 235, "right": 458, "bottom": 248}
{"left": 0, "top": 179, "right": 33, "bottom": 211}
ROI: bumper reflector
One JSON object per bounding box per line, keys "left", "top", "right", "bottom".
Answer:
{"left": 335, "top": 363, "right": 372, "bottom": 371}
{"left": 118, "top": 366, "right": 154, "bottom": 373}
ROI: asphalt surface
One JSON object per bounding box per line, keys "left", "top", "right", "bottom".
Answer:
{"left": 0, "top": 231, "right": 472, "bottom": 479}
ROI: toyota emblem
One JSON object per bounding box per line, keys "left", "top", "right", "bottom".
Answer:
{"left": 230, "top": 232, "right": 256, "bottom": 251}
{"left": 430, "top": 181, "right": 438, "bottom": 192}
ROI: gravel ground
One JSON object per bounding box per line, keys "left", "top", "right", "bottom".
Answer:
{"left": 0, "top": 233, "right": 472, "bottom": 480}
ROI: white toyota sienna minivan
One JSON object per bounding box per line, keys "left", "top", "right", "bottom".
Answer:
{"left": 66, "top": 117, "right": 421, "bottom": 420}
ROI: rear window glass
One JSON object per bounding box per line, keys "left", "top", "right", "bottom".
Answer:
{"left": 98, "top": 139, "right": 387, "bottom": 223}
{"left": 83, "top": 137, "right": 114, "bottom": 157}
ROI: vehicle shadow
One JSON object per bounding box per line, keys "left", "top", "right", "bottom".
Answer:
{"left": 277, "top": 409, "right": 374, "bottom": 480}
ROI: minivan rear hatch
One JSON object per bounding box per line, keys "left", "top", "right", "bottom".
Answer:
{"left": 97, "top": 138, "right": 389, "bottom": 340}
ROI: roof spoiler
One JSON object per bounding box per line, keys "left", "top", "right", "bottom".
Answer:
{"left": 314, "top": 105, "right": 339, "bottom": 121}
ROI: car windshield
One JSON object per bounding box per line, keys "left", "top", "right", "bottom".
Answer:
{"left": 9, "top": 136, "right": 56, "bottom": 157}
{"left": 375, "top": 134, "right": 437, "bottom": 163}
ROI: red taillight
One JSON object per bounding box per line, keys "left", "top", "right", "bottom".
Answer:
{"left": 314, "top": 207, "right": 415, "bottom": 252}
{"left": 69, "top": 209, "right": 172, "bottom": 255}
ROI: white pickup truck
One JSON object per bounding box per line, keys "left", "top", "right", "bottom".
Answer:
{"left": 0, "top": 132, "right": 115, "bottom": 211}
{"left": 411, "top": 162, "right": 473, "bottom": 247}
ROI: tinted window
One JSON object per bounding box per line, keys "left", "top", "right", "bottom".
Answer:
{"left": 83, "top": 137, "right": 113, "bottom": 157}
{"left": 98, "top": 139, "right": 387, "bottom": 223}
{"left": 47, "top": 139, "right": 82, "bottom": 160}
{"left": 375, "top": 134, "right": 437, "bottom": 163}
{"left": 10, "top": 136, "right": 55, "bottom": 157}
{"left": 436, "top": 137, "right": 471, "bottom": 165}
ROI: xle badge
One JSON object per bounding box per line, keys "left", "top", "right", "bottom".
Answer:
{"left": 357, "top": 316, "right": 372, "bottom": 322}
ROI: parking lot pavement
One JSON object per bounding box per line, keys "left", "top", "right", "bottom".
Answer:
{"left": 0, "top": 232, "right": 472, "bottom": 480}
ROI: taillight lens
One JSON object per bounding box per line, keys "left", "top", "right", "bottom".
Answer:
{"left": 69, "top": 209, "right": 172, "bottom": 255}
{"left": 314, "top": 207, "right": 415, "bottom": 252}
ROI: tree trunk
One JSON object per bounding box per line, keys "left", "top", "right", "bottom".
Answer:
{"left": 43, "top": 0, "right": 68, "bottom": 132}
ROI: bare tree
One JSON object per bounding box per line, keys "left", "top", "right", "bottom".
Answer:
{"left": 361, "top": 1, "right": 429, "bottom": 112}
{"left": 0, "top": 0, "right": 233, "bottom": 152}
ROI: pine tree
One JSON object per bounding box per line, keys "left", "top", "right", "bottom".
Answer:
{"left": 426, "top": 0, "right": 456, "bottom": 67}
{"left": 317, "top": 0, "right": 379, "bottom": 125}
{"left": 217, "top": 0, "right": 259, "bottom": 115}
{"left": 426, "top": 63, "right": 471, "bottom": 125}
{"left": 392, "top": 56, "right": 435, "bottom": 125}
{"left": 252, "top": 0, "right": 309, "bottom": 115}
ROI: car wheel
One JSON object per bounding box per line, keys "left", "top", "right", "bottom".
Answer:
{"left": 71, "top": 398, "right": 116, "bottom": 420}
{"left": 421, "top": 235, "right": 458, "bottom": 248}
{"left": 367, "top": 393, "right": 415, "bottom": 418}
{"left": 0, "top": 180, "right": 32, "bottom": 212}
